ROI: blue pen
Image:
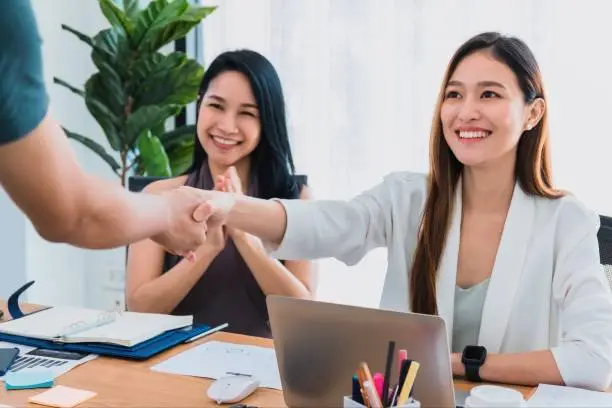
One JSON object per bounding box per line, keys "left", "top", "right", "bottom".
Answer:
{"left": 352, "top": 374, "right": 364, "bottom": 404}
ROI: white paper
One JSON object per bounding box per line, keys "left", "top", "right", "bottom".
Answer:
{"left": 0, "top": 341, "right": 97, "bottom": 381}
{"left": 527, "top": 384, "right": 612, "bottom": 407}
{"left": 151, "top": 340, "right": 282, "bottom": 390}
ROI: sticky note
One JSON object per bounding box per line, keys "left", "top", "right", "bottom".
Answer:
{"left": 4, "top": 370, "right": 54, "bottom": 390}
{"left": 28, "top": 385, "right": 97, "bottom": 408}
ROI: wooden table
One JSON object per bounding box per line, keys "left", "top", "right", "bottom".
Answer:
{"left": 0, "top": 302, "right": 534, "bottom": 407}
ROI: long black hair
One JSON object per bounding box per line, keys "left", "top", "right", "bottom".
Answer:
{"left": 187, "top": 49, "right": 300, "bottom": 200}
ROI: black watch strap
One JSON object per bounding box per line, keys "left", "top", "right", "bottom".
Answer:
{"left": 464, "top": 362, "right": 482, "bottom": 382}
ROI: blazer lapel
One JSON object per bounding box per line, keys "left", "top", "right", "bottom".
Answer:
{"left": 478, "top": 184, "right": 535, "bottom": 353}
{"left": 436, "top": 184, "right": 462, "bottom": 344}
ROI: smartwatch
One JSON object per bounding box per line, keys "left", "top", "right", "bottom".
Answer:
{"left": 461, "top": 345, "right": 487, "bottom": 382}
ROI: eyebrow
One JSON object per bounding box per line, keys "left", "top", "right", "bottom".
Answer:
{"left": 446, "top": 80, "right": 506, "bottom": 89}
{"left": 207, "top": 94, "right": 258, "bottom": 109}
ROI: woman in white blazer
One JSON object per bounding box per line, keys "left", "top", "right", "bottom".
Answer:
{"left": 202, "top": 32, "right": 612, "bottom": 391}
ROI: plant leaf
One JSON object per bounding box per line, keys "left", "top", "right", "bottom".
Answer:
{"left": 160, "top": 124, "right": 196, "bottom": 149}
{"left": 133, "top": 0, "right": 215, "bottom": 53}
{"left": 63, "top": 128, "right": 121, "bottom": 173}
{"left": 137, "top": 129, "right": 171, "bottom": 176}
{"left": 132, "top": 0, "right": 188, "bottom": 51}
{"left": 132, "top": 52, "right": 203, "bottom": 109}
{"left": 125, "top": 105, "right": 181, "bottom": 147}
{"left": 100, "top": 0, "right": 134, "bottom": 37}
{"left": 123, "top": 0, "right": 140, "bottom": 19}
{"left": 91, "top": 29, "right": 130, "bottom": 77}
{"left": 166, "top": 138, "right": 194, "bottom": 175}
{"left": 60, "top": 24, "right": 94, "bottom": 47}
{"left": 53, "top": 78, "right": 84, "bottom": 97}
{"left": 85, "top": 73, "right": 125, "bottom": 124}
{"left": 143, "top": 5, "right": 216, "bottom": 52}
{"left": 84, "top": 84, "right": 123, "bottom": 151}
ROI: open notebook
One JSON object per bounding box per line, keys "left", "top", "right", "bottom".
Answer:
{"left": 0, "top": 306, "right": 193, "bottom": 347}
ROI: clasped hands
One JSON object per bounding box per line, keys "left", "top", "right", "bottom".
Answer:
{"left": 151, "top": 170, "right": 237, "bottom": 260}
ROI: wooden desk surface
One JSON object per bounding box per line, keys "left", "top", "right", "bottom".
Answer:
{"left": 0, "top": 302, "right": 534, "bottom": 407}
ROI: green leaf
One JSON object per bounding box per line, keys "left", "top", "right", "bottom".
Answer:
{"left": 63, "top": 128, "right": 121, "bottom": 174}
{"left": 85, "top": 73, "right": 124, "bottom": 124}
{"left": 133, "top": 0, "right": 215, "bottom": 53}
{"left": 91, "top": 29, "right": 129, "bottom": 76}
{"left": 125, "top": 105, "right": 181, "bottom": 147}
{"left": 60, "top": 24, "right": 94, "bottom": 47}
{"left": 144, "top": 5, "right": 216, "bottom": 52}
{"left": 132, "top": 0, "right": 188, "bottom": 51}
{"left": 160, "top": 124, "right": 195, "bottom": 149}
{"left": 123, "top": 0, "right": 140, "bottom": 19}
{"left": 137, "top": 129, "right": 171, "bottom": 176}
{"left": 166, "top": 138, "right": 194, "bottom": 175}
{"left": 84, "top": 87, "right": 122, "bottom": 151}
{"left": 100, "top": 0, "right": 134, "bottom": 37}
{"left": 53, "top": 78, "right": 84, "bottom": 97}
{"left": 132, "top": 52, "right": 203, "bottom": 109}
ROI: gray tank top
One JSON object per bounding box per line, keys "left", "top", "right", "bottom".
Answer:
{"left": 163, "top": 163, "right": 271, "bottom": 338}
{"left": 452, "top": 279, "right": 490, "bottom": 353}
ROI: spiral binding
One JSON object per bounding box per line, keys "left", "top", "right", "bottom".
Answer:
{"left": 55, "top": 310, "right": 119, "bottom": 338}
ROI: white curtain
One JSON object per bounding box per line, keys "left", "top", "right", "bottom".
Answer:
{"left": 200, "top": 0, "right": 612, "bottom": 307}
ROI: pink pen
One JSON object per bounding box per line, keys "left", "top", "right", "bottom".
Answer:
{"left": 373, "top": 373, "right": 384, "bottom": 400}
{"left": 398, "top": 349, "right": 408, "bottom": 375}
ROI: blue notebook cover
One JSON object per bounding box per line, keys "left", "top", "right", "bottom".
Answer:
{"left": 0, "top": 281, "right": 211, "bottom": 360}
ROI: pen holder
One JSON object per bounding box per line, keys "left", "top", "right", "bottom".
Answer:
{"left": 343, "top": 395, "right": 421, "bottom": 408}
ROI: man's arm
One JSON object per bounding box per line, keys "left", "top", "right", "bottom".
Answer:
{"left": 0, "top": 112, "right": 205, "bottom": 251}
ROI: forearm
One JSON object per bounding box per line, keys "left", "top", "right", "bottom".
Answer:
{"left": 127, "top": 247, "right": 219, "bottom": 314}
{"left": 232, "top": 231, "right": 311, "bottom": 298}
{"left": 59, "top": 174, "right": 173, "bottom": 248}
{"left": 452, "top": 350, "right": 563, "bottom": 386}
{"left": 226, "top": 195, "right": 287, "bottom": 245}
{"left": 0, "top": 114, "right": 171, "bottom": 248}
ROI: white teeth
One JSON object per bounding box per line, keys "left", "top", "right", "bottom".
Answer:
{"left": 459, "top": 131, "right": 489, "bottom": 139}
{"left": 212, "top": 136, "right": 238, "bottom": 146}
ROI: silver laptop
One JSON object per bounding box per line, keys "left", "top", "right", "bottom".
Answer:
{"left": 267, "top": 295, "right": 458, "bottom": 408}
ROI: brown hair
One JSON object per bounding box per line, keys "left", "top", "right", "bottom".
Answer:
{"left": 410, "top": 32, "right": 563, "bottom": 315}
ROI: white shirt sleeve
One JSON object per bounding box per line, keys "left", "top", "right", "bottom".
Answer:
{"left": 550, "top": 200, "right": 612, "bottom": 390}
{"left": 267, "top": 172, "right": 425, "bottom": 266}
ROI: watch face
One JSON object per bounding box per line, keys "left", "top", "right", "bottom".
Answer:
{"left": 463, "top": 345, "right": 486, "bottom": 363}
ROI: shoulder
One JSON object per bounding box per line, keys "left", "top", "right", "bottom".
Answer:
{"left": 534, "top": 193, "right": 600, "bottom": 257}
{"left": 142, "top": 175, "right": 190, "bottom": 194}
{"left": 537, "top": 193, "right": 600, "bottom": 233}
{"left": 0, "top": 0, "right": 49, "bottom": 145}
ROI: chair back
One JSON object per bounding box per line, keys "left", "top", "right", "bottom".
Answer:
{"left": 598, "top": 215, "right": 612, "bottom": 289}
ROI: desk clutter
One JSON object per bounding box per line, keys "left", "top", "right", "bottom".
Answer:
{"left": 151, "top": 340, "right": 282, "bottom": 390}
{"left": 0, "top": 341, "right": 97, "bottom": 384}
{"left": 346, "top": 341, "right": 421, "bottom": 408}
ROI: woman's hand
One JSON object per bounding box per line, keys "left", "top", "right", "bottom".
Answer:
{"left": 216, "top": 167, "right": 246, "bottom": 240}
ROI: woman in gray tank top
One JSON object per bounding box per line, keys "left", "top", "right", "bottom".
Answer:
{"left": 125, "top": 50, "right": 316, "bottom": 338}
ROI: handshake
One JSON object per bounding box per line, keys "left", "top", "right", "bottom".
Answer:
{"left": 152, "top": 186, "right": 236, "bottom": 259}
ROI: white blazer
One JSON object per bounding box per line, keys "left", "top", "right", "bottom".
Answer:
{"left": 270, "top": 172, "right": 612, "bottom": 390}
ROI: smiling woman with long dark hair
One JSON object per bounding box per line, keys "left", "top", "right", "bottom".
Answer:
{"left": 125, "top": 49, "right": 316, "bottom": 338}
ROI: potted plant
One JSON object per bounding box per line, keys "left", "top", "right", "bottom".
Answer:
{"left": 54, "top": 0, "right": 216, "bottom": 186}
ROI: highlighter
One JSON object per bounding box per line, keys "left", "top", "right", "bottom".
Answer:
{"left": 397, "top": 361, "right": 421, "bottom": 405}
{"left": 373, "top": 373, "right": 384, "bottom": 400}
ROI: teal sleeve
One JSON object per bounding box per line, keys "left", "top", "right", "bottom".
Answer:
{"left": 0, "top": 0, "right": 49, "bottom": 145}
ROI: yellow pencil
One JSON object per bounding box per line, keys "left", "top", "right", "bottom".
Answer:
{"left": 397, "top": 361, "right": 420, "bottom": 405}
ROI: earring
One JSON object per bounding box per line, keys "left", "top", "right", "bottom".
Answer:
{"left": 526, "top": 124, "right": 533, "bottom": 131}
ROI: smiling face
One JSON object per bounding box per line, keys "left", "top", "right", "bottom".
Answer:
{"left": 197, "top": 71, "right": 261, "bottom": 168}
{"left": 440, "top": 50, "right": 541, "bottom": 169}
